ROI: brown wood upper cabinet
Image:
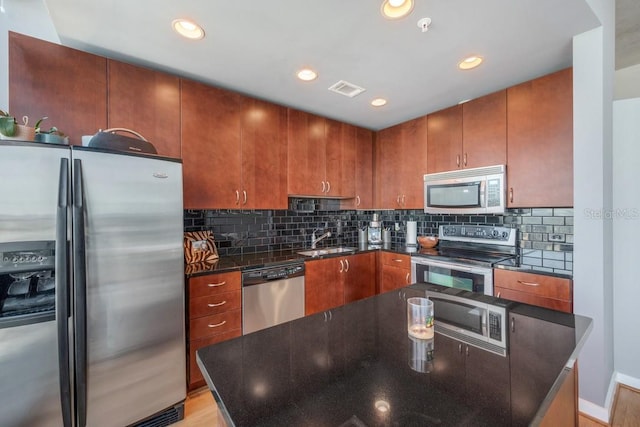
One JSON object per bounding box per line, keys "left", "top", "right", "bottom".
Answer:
{"left": 506, "top": 68, "right": 573, "bottom": 208}
{"left": 181, "top": 80, "right": 287, "bottom": 209}
{"left": 342, "top": 127, "right": 374, "bottom": 209}
{"left": 9, "top": 32, "right": 107, "bottom": 146}
{"left": 375, "top": 117, "right": 428, "bottom": 209}
{"left": 427, "top": 91, "right": 506, "bottom": 173}
{"left": 107, "top": 61, "right": 181, "bottom": 158}
{"left": 288, "top": 110, "right": 355, "bottom": 198}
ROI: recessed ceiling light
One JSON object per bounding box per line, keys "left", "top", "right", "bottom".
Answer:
{"left": 371, "top": 98, "right": 387, "bottom": 107}
{"left": 172, "top": 19, "right": 205, "bottom": 40}
{"left": 297, "top": 68, "right": 318, "bottom": 81}
{"left": 381, "top": 0, "right": 414, "bottom": 19}
{"left": 458, "top": 55, "right": 484, "bottom": 70}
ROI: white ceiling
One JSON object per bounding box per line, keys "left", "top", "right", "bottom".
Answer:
{"left": 44, "top": 0, "right": 601, "bottom": 130}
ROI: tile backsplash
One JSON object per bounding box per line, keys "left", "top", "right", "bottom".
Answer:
{"left": 184, "top": 202, "right": 573, "bottom": 275}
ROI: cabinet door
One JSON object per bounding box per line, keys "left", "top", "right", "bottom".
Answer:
{"left": 325, "top": 120, "right": 356, "bottom": 198}
{"left": 343, "top": 252, "right": 376, "bottom": 304}
{"left": 305, "top": 258, "right": 344, "bottom": 315}
{"left": 241, "top": 98, "right": 288, "bottom": 209}
{"left": 354, "top": 127, "right": 374, "bottom": 209}
{"left": 427, "top": 105, "right": 463, "bottom": 173}
{"left": 107, "top": 60, "right": 181, "bottom": 158}
{"left": 431, "top": 333, "right": 465, "bottom": 395}
{"left": 375, "top": 118, "right": 427, "bottom": 209}
{"left": 380, "top": 265, "right": 410, "bottom": 293}
{"left": 287, "top": 109, "right": 327, "bottom": 196}
{"left": 462, "top": 90, "right": 507, "bottom": 169}
{"left": 509, "top": 312, "right": 575, "bottom": 426}
{"left": 398, "top": 117, "right": 428, "bottom": 209}
{"left": 465, "top": 345, "right": 511, "bottom": 424}
{"left": 507, "top": 68, "right": 573, "bottom": 207}
{"left": 9, "top": 32, "right": 107, "bottom": 146}
{"left": 181, "top": 80, "right": 242, "bottom": 209}
{"left": 375, "top": 124, "right": 403, "bottom": 208}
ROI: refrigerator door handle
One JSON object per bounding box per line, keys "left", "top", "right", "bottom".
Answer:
{"left": 56, "top": 158, "right": 73, "bottom": 427}
{"left": 73, "top": 158, "right": 88, "bottom": 427}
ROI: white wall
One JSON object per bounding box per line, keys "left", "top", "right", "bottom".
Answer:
{"left": 615, "top": 64, "right": 640, "bottom": 100}
{"left": 0, "top": 0, "right": 59, "bottom": 111}
{"left": 573, "top": 0, "right": 616, "bottom": 420}
{"left": 613, "top": 98, "right": 640, "bottom": 382}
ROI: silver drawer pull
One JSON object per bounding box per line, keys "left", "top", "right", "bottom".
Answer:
{"left": 207, "top": 301, "right": 227, "bottom": 307}
{"left": 208, "top": 281, "right": 226, "bottom": 287}
{"left": 392, "top": 259, "right": 403, "bottom": 263}
{"left": 207, "top": 321, "right": 226, "bottom": 328}
{"left": 517, "top": 280, "right": 540, "bottom": 287}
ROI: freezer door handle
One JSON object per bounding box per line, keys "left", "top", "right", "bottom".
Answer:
{"left": 56, "top": 158, "right": 73, "bottom": 427}
{"left": 73, "top": 158, "right": 88, "bottom": 427}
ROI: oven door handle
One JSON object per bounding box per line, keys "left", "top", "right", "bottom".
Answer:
{"left": 412, "top": 258, "right": 487, "bottom": 273}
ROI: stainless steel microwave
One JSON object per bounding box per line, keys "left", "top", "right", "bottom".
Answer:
{"left": 424, "top": 289, "right": 508, "bottom": 356}
{"left": 424, "top": 165, "right": 506, "bottom": 214}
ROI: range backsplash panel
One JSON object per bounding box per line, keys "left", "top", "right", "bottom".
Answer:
{"left": 184, "top": 204, "right": 573, "bottom": 275}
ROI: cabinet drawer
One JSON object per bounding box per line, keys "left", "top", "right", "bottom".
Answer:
{"left": 189, "top": 309, "right": 242, "bottom": 340}
{"left": 189, "top": 290, "right": 242, "bottom": 319}
{"left": 188, "top": 329, "right": 242, "bottom": 388}
{"left": 494, "top": 287, "right": 572, "bottom": 313}
{"left": 494, "top": 269, "right": 572, "bottom": 301}
{"left": 188, "top": 271, "right": 241, "bottom": 298}
{"left": 380, "top": 251, "right": 411, "bottom": 268}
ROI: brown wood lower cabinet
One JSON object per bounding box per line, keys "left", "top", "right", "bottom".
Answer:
{"left": 432, "top": 334, "right": 511, "bottom": 425}
{"left": 509, "top": 311, "right": 576, "bottom": 426}
{"left": 494, "top": 268, "right": 573, "bottom": 313}
{"left": 187, "top": 271, "right": 242, "bottom": 391}
{"left": 379, "top": 251, "right": 411, "bottom": 293}
{"left": 305, "top": 252, "right": 376, "bottom": 316}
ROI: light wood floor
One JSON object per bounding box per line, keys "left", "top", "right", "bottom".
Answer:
{"left": 176, "top": 384, "right": 640, "bottom": 426}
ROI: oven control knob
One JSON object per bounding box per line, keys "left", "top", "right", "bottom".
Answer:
{"left": 502, "top": 231, "right": 509, "bottom": 239}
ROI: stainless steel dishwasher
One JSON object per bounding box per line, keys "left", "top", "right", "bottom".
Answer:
{"left": 242, "top": 262, "right": 305, "bottom": 334}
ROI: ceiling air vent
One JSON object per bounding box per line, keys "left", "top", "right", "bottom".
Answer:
{"left": 328, "top": 80, "right": 366, "bottom": 98}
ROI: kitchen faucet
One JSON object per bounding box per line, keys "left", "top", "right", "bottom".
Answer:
{"left": 311, "top": 230, "right": 331, "bottom": 249}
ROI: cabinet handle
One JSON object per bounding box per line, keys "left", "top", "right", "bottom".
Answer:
{"left": 497, "top": 292, "right": 501, "bottom": 298}
{"left": 392, "top": 259, "right": 403, "bottom": 263}
{"left": 207, "top": 301, "right": 227, "bottom": 308}
{"left": 328, "top": 310, "right": 332, "bottom": 321}
{"left": 207, "top": 281, "right": 226, "bottom": 287}
{"left": 322, "top": 181, "right": 326, "bottom": 193}
{"left": 465, "top": 345, "right": 469, "bottom": 357}
{"left": 356, "top": 195, "right": 361, "bottom": 207}
{"left": 326, "top": 181, "right": 331, "bottom": 193}
{"left": 458, "top": 343, "right": 462, "bottom": 354}
{"left": 517, "top": 280, "right": 540, "bottom": 287}
{"left": 511, "top": 317, "right": 515, "bottom": 333}
{"left": 397, "top": 195, "right": 401, "bottom": 206}
{"left": 463, "top": 153, "right": 467, "bottom": 167}
{"left": 235, "top": 190, "right": 240, "bottom": 205}
{"left": 339, "top": 259, "right": 344, "bottom": 273}
{"left": 324, "top": 311, "right": 333, "bottom": 321}
{"left": 242, "top": 190, "right": 247, "bottom": 205}
{"left": 207, "top": 321, "right": 226, "bottom": 328}
{"left": 456, "top": 154, "right": 460, "bottom": 167}
{"left": 401, "top": 194, "right": 406, "bottom": 206}
{"left": 344, "top": 259, "right": 350, "bottom": 272}
{"left": 405, "top": 272, "right": 410, "bottom": 284}
{"left": 509, "top": 187, "right": 514, "bottom": 203}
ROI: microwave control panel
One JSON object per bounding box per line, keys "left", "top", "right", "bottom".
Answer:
{"left": 488, "top": 311, "right": 502, "bottom": 341}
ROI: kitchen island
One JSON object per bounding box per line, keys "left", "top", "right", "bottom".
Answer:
{"left": 196, "top": 283, "right": 592, "bottom": 426}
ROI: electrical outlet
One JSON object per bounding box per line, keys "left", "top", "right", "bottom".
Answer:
{"left": 394, "top": 222, "right": 400, "bottom": 231}
{"left": 548, "top": 234, "right": 565, "bottom": 242}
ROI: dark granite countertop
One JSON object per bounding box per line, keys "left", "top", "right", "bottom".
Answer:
{"left": 197, "top": 283, "right": 592, "bottom": 426}
{"left": 185, "top": 244, "right": 416, "bottom": 277}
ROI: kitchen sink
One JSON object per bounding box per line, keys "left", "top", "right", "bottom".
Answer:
{"left": 297, "top": 247, "right": 357, "bottom": 257}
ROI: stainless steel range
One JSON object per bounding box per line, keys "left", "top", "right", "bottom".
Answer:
{"left": 410, "top": 225, "right": 517, "bottom": 296}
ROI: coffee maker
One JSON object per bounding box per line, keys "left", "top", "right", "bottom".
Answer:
{"left": 368, "top": 213, "right": 382, "bottom": 245}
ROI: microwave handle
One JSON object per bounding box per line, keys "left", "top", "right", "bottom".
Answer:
{"left": 479, "top": 180, "right": 486, "bottom": 208}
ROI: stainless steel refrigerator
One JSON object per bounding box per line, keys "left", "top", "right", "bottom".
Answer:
{"left": 0, "top": 141, "right": 186, "bottom": 427}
